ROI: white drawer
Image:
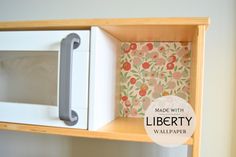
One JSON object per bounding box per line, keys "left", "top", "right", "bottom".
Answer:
{"left": 0, "top": 30, "right": 90, "bottom": 52}
{"left": 0, "top": 30, "right": 90, "bottom": 129}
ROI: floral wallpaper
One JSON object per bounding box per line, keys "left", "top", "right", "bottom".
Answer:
{"left": 119, "top": 42, "right": 191, "bottom": 117}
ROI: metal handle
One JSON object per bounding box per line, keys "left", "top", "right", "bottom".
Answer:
{"left": 59, "top": 33, "right": 80, "bottom": 126}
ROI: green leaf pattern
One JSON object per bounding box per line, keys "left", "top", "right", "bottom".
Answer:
{"left": 119, "top": 42, "right": 191, "bottom": 117}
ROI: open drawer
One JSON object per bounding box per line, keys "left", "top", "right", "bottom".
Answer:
{"left": 0, "top": 30, "right": 90, "bottom": 129}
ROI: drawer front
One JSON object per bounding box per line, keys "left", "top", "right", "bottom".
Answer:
{"left": 0, "top": 31, "right": 90, "bottom": 51}
{"left": 0, "top": 102, "right": 88, "bottom": 129}
{"left": 0, "top": 30, "right": 90, "bottom": 129}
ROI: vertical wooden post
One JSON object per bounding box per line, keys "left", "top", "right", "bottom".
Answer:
{"left": 191, "top": 25, "right": 206, "bottom": 157}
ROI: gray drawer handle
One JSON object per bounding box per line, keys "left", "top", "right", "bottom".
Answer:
{"left": 59, "top": 33, "right": 80, "bottom": 126}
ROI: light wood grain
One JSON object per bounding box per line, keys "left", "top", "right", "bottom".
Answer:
{"left": 190, "top": 25, "right": 205, "bottom": 157}
{"left": 0, "top": 118, "right": 193, "bottom": 144}
{"left": 0, "top": 18, "right": 209, "bottom": 31}
{"left": 101, "top": 25, "right": 196, "bottom": 41}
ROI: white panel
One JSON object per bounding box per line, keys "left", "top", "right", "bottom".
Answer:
{"left": 89, "top": 27, "right": 120, "bottom": 130}
{"left": 71, "top": 51, "right": 89, "bottom": 109}
{"left": 0, "top": 31, "right": 90, "bottom": 51}
{"left": 0, "top": 30, "right": 90, "bottom": 129}
{"left": 0, "top": 102, "right": 87, "bottom": 129}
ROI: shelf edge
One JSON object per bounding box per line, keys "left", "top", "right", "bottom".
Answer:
{"left": 0, "top": 122, "right": 193, "bottom": 145}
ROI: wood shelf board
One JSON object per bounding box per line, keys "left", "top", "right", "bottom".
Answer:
{"left": 0, "top": 118, "right": 193, "bottom": 145}
{"left": 0, "top": 18, "right": 209, "bottom": 31}
{"left": 101, "top": 25, "right": 196, "bottom": 41}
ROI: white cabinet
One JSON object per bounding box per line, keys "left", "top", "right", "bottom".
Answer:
{"left": 0, "top": 31, "right": 90, "bottom": 129}
{"left": 89, "top": 27, "right": 120, "bottom": 130}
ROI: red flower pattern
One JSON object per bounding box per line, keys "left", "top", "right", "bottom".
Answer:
{"left": 123, "top": 62, "right": 131, "bottom": 71}
{"left": 121, "top": 96, "right": 128, "bottom": 101}
{"left": 124, "top": 47, "right": 130, "bottom": 53}
{"left": 120, "top": 42, "right": 191, "bottom": 117}
{"left": 166, "top": 63, "right": 175, "bottom": 70}
{"left": 130, "top": 77, "right": 136, "bottom": 84}
{"left": 159, "top": 46, "right": 165, "bottom": 52}
{"left": 130, "top": 43, "right": 137, "bottom": 50}
{"left": 139, "top": 89, "right": 146, "bottom": 97}
{"left": 168, "top": 55, "right": 176, "bottom": 63}
{"left": 146, "top": 43, "right": 153, "bottom": 50}
{"left": 142, "top": 62, "right": 150, "bottom": 69}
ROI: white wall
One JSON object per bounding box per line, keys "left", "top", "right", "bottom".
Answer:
{"left": 0, "top": 0, "right": 235, "bottom": 157}
{"left": 0, "top": 130, "right": 189, "bottom": 157}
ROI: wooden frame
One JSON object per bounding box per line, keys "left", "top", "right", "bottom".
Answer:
{"left": 0, "top": 18, "right": 209, "bottom": 157}
{"left": 190, "top": 25, "right": 206, "bottom": 157}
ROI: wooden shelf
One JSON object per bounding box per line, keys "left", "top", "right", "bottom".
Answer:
{"left": 0, "top": 18, "right": 209, "bottom": 31}
{"left": 0, "top": 118, "right": 193, "bottom": 145}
